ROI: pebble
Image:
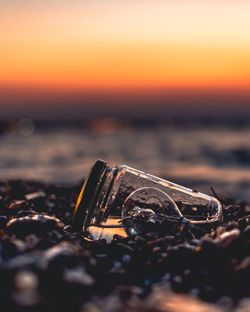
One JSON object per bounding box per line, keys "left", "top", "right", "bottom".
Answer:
{"left": 8, "top": 199, "right": 27, "bottom": 211}
{"left": 0, "top": 180, "right": 249, "bottom": 311}
{"left": 44, "top": 242, "right": 77, "bottom": 264}
{"left": 63, "top": 266, "right": 94, "bottom": 286}
{"left": 6, "top": 214, "right": 64, "bottom": 238}
{"left": 236, "top": 256, "right": 250, "bottom": 271}
{"left": 0, "top": 215, "right": 8, "bottom": 229}
{"left": 25, "top": 191, "right": 46, "bottom": 201}
{"left": 214, "top": 228, "right": 241, "bottom": 248}
{"left": 15, "top": 270, "right": 39, "bottom": 291}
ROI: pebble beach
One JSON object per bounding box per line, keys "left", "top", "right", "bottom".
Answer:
{"left": 0, "top": 119, "right": 249, "bottom": 311}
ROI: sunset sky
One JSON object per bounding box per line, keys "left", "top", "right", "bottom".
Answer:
{"left": 1, "top": 0, "right": 250, "bottom": 118}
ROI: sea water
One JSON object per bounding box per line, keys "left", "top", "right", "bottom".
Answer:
{"left": 0, "top": 120, "right": 249, "bottom": 200}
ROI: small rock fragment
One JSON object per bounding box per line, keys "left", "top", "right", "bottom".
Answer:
{"left": 64, "top": 266, "right": 94, "bottom": 286}
{"left": 214, "top": 229, "right": 240, "bottom": 248}
{"left": 25, "top": 191, "right": 46, "bottom": 201}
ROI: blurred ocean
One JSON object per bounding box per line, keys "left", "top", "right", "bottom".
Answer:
{"left": 0, "top": 119, "right": 249, "bottom": 200}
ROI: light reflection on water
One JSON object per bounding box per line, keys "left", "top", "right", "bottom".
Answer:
{"left": 0, "top": 124, "right": 249, "bottom": 200}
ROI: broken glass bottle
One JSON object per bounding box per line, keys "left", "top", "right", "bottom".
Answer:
{"left": 72, "top": 160, "right": 222, "bottom": 240}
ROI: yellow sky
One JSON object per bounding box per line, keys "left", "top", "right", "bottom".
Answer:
{"left": 1, "top": 1, "right": 250, "bottom": 89}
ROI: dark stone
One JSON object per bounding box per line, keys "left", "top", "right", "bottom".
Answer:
{"left": 0, "top": 215, "right": 8, "bottom": 229}
{"left": 6, "top": 214, "right": 64, "bottom": 238}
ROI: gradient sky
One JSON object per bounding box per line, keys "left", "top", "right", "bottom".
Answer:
{"left": 1, "top": 1, "right": 250, "bottom": 117}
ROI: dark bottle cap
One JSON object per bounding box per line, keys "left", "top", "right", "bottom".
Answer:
{"left": 72, "top": 159, "right": 107, "bottom": 232}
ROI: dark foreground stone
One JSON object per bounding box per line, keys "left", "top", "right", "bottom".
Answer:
{"left": 0, "top": 180, "right": 249, "bottom": 312}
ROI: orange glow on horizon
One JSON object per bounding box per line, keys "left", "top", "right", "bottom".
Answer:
{"left": 1, "top": 1, "right": 250, "bottom": 91}
{"left": 1, "top": 43, "right": 250, "bottom": 90}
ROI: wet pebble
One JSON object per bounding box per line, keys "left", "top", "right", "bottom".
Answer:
{"left": 63, "top": 266, "right": 94, "bottom": 286}
{"left": 236, "top": 256, "right": 250, "bottom": 271}
{"left": 0, "top": 215, "right": 8, "bottom": 229}
{"left": 44, "top": 242, "right": 78, "bottom": 266}
{"left": 15, "top": 270, "right": 39, "bottom": 291}
{"left": 6, "top": 214, "right": 64, "bottom": 238}
{"left": 214, "top": 228, "right": 240, "bottom": 248}
{"left": 25, "top": 191, "right": 46, "bottom": 202}
{"left": 8, "top": 199, "right": 27, "bottom": 211}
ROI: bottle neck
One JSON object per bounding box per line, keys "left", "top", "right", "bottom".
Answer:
{"left": 84, "top": 166, "right": 117, "bottom": 228}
